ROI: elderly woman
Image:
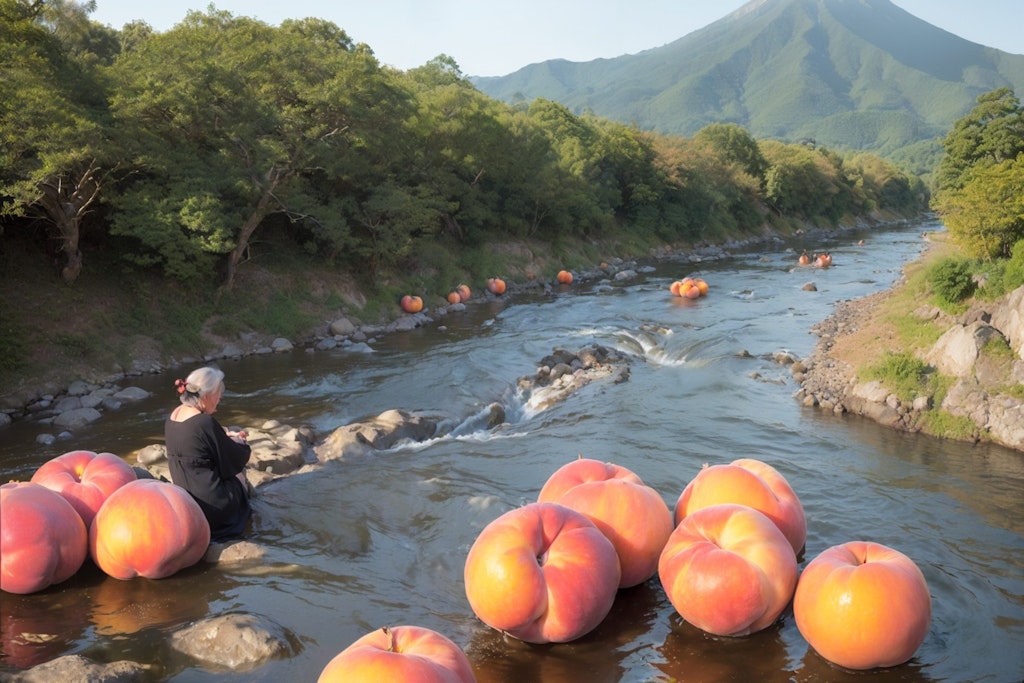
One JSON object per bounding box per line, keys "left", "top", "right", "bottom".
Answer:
{"left": 164, "top": 366, "right": 252, "bottom": 542}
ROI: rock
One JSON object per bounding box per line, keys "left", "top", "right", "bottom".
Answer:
{"left": 80, "top": 393, "right": 105, "bottom": 409}
{"left": 113, "top": 386, "right": 151, "bottom": 401}
{"left": 52, "top": 407, "right": 103, "bottom": 429}
{"left": 101, "top": 397, "right": 124, "bottom": 411}
{"left": 912, "top": 304, "right": 943, "bottom": 321}
{"left": 246, "top": 424, "right": 311, "bottom": 475}
{"left": 66, "top": 380, "right": 96, "bottom": 396}
{"left": 485, "top": 402, "right": 506, "bottom": 428}
{"left": 851, "top": 380, "right": 891, "bottom": 404}
{"left": 802, "top": 282, "right": 817, "bottom": 291}
{"left": 912, "top": 395, "right": 932, "bottom": 411}
{"left": 391, "top": 316, "right": 420, "bottom": 332}
{"left": 988, "top": 394, "right": 1024, "bottom": 448}
{"left": 204, "top": 540, "right": 266, "bottom": 564}
{"left": 343, "top": 342, "right": 374, "bottom": 354}
{"left": 54, "top": 396, "right": 83, "bottom": 412}
{"left": 989, "top": 285, "right": 1024, "bottom": 357}
{"left": 7, "top": 654, "right": 149, "bottom": 682}
{"left": 520, "top": 345, "right": 630, "bottom": 411}
{"left": 315, "top": 409, "right": 442, "bottom": 462}
{"left": 270, "top": 338, "right": 293, "bottom": 352}
{"left": 941, "top": 379, "right": 989, "bottom": 427}
{"left": 168, "top": 612, "right": 298, "bottom": 672}
{"left": 773, "top": 351, "right": 798, "bottom": 365}
{"left": 328, "top": 317, "right": 357, "bottom": 336}
{"left": 925, "top": 322, "right": 1003, "bottom": 378}
{"left": 136, "top": 443, "right": 167, "bottom": 465}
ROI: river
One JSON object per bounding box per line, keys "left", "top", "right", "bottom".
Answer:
{"left": 1, "top": 219, "right": 1022, "bottom": 682}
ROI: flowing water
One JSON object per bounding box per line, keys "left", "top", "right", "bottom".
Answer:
{"left": 1, "top": 220, "right": 1022, "bottom": 682}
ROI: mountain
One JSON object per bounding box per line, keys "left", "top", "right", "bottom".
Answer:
{"left": 473, "top": 0, "right": 1024, "bottom": 164}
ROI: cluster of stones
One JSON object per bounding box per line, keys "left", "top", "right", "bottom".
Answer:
{"left": 0, "top": 380, "right": 152, "bottom": 441}
{"left": 517, "top": 345, "right": 631, "bottom": 412}
{"left": 794, "top": 286, "right": 1024, "bottom": 450}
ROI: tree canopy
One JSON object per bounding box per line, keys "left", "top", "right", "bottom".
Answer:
{"left": 932, "top": 88, "right": 1024, "bottom": 259}
{"left": 1, "top": 1, "right": 927, "bottom": 291}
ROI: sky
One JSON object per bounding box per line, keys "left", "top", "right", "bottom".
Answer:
{"left": 87, "top": 0, "right": 1023, "bottom": 77}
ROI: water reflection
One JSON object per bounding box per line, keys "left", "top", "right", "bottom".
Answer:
{"left": 653, "top": 614, "right": 797, "bottom": 682}
{"left": 90, "top": 570, "right": 211, "bottom": 636}
{"left": 0, "top": 577, "right": 94, "bottom": 668}
{"left": 468, "top": 582, "right": 665, "bottom": 682}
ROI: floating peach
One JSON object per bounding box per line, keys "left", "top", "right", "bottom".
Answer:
{"left": 89, "top": 479, "right": 210, "bottom": 580}
{"left": 464, "top": 502, "right": 620, "bottom": 643}
{"left": 318, "top": 625, "right": 476, "bottom": 683}
{"left": 659, "top": 503, "right": 797, "bottom": 636}
{"left": 1, "top": 482, "right": 88, "bottom": 594}
{"left": 539, "top": 458, "right": 672, "bottom": 588}
{"left": 794, "top": 541, "right": 931, "bottom": 670}
{"left": 675, "top": 458, "right": 806, "bottom": 554}
{"left": 31, "top": 450, "right": 137, "bottom": 528}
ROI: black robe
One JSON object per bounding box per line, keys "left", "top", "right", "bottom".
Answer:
{"left": 164, "top": 413, "right": 252, "bottom": 541}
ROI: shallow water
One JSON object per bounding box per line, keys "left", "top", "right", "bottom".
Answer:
{"left": 1, "top": 220, "right": 1022, "bottom": 682}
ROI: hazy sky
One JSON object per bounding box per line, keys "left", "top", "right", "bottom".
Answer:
{"left": 87, "top": 0, "right": 1023, "bottom": 77}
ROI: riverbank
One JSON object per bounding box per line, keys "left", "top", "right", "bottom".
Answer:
{"left": 793, "top": 234, "right": 1024, "bottom": 452}
{"left": 0, "top": 219, "right": 811, "bottom": 425}
{"left": 15, "top": 214, "right": 1018, "bottom": 458}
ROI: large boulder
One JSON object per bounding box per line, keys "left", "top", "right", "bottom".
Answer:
{"left": 315, "top": 409, "right": 442, "bottom": 462}
{"left": 924, "top": 322, "right": 1003, "bottom": 379}
{"left": 244, "top": 421, "right": 314, "bottom": 476}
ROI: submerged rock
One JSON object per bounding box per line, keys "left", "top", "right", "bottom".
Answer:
{"left": 168, "top": 612, "right": 299, "bottom": 673}
{"left": 7, "top": 655, "right": 150, "bottom": 682}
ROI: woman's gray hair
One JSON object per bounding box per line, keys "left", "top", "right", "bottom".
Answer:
{"left": 177, "top": 366, "right": 225, "bottom": 406}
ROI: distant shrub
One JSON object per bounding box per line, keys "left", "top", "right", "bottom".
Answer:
{"left": 928, "top": 257, "right": 976, "bottom": 307}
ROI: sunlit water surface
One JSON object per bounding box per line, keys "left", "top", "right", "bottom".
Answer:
{"left": 1, "top": 220, "right": 1022, "bottom": 682}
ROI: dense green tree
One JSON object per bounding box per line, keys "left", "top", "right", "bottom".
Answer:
{"left": 761, "top": 142, "right": 845, "bottom": 219}
{"left": 933, "top": 88, "right": 1024, "bottom": 259}
{"left": 0, "top": 0, "right": 114, "bottom": 282}
{"left": 2, "top": 0, "right": 928, "bottom": 298}
{"left": 935, "top": 88, "right": 1024, "bottom": 192}
{"left": 108, "top": 11, "right": 413, "bottom": 286}
{"left": 650, "top": 134, "right": 761, "bottom": 240}
{"left": 693, "top": 123, "right": 768, "bottom": 184}
{"left": 933, "top": 155, "right": 1024, "bottom": 259}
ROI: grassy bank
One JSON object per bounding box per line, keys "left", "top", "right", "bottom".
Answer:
{"left": 1, "top": 218, "right": 780, "bottom": 409}
{"left": 839, "top": 232, "right": 1023, "bottom": 441}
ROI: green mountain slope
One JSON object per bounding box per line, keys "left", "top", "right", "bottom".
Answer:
{"left": 474, "top": 0, "right": 1024, "bottom": 161}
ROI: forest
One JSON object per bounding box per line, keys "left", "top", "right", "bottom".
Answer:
{"left": 2, "top": 1, "right": 926, "bottom": 290}
{"left": 2, "top": 1, "right": 1021, "bottom": 388}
